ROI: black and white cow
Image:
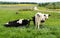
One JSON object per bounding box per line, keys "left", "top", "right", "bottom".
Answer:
{"left": 32, "top": 12, "right": 50, "bottom": 29}
{"left": 4, "top": 19, "right": 31, "bottom": 27}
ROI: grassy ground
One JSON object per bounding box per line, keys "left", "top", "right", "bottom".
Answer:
{"left": 0, "top": 4, "right": 60, "bottom": 38}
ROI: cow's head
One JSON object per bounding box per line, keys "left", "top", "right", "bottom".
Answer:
{"left": 36, "top": 13, "right": 46, "bottom": 23}
{"left": 40, "top": 14, "right": 46, "bottom": 23}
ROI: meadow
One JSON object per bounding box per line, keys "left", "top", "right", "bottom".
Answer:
{"left": 0, "top": 4, "right": 60, "bottom": 38}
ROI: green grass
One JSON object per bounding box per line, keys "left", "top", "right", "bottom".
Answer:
{"left": 0, "top": 6, "right": 60, "bottom": 38}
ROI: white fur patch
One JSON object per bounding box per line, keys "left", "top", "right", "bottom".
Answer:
{"left": 17, "top": 19, "right": 23, "bottom": 24}
{"left": 5, "top": 23, "right": 9, "bottom": 24}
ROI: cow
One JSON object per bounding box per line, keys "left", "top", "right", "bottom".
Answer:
{"left": 4, "top": 19, "right": 31, "bottom": 27}
{"left": 32, "top": 12, "right": 50, "bottom": 29}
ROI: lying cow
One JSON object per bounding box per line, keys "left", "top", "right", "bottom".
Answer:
{"left": 32, "top": 12, "right": 50, "bottom": 29}
{"left": 4, "top": 19, "right": 31, "bottom": 27}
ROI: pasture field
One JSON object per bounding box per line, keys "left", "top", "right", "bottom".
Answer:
{"left": 0, "top": 4, "right": 60, "bottom": 38}
{"left": 0, "top": 4, "right": 37, "bottom": 10}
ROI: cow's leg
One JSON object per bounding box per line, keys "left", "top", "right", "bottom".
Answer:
{"left": 38, "top": 23, "right": 39, "bottom": 29}
{"left": 37, "top": 21, "right": 40, "bottom": 29}
{"left": 35, "top": 17, "right": 38, "bottom": 29}
{"left": 36, "top": 22, "right": 38, "bottom": 29}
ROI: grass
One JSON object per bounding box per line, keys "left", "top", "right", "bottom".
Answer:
{"left": 0, "top": 4, "right": 37, "bottom": 10}
{"left": 0, "top": 5, "right": 60, "bottom": 38}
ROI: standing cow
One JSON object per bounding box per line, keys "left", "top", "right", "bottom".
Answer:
{"left": 32, "top": 12, "right": 50, "bottom": 29}
{"left": 4, "top": 19, "right": 31, "bottom": 27}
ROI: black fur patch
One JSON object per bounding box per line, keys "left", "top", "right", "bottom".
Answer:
{"left": 4, "top": 19, "right": 30, "bottom": 27}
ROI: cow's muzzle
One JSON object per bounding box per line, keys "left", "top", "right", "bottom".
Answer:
{"left": 41, "top": 20, "right": 45, "bottom": 23}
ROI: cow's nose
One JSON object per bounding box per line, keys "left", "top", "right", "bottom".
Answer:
{"left": 41, "top": 20, "right": 45, "bottom": 23}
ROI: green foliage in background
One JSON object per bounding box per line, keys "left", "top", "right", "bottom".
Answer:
{"left": 38, "top": 2, "right": 60, "bottom": 9}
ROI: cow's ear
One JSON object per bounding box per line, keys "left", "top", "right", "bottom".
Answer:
{"left": 49, "top": 14, "right": 51, "bottom": 16}
{"left": 44, "top": 14, "right": 46, "bottom": 16}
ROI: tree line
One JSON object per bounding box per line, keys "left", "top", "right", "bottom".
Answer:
{"left": 38, "top": 2, "right": 60, "bottom": 9}
{"left": 0, "top": 1, "right": 37, "bottom": 4}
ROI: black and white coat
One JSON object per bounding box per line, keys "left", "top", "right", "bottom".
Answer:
{"left": 4, "top": 19, "right": 31, "bottom": 27}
